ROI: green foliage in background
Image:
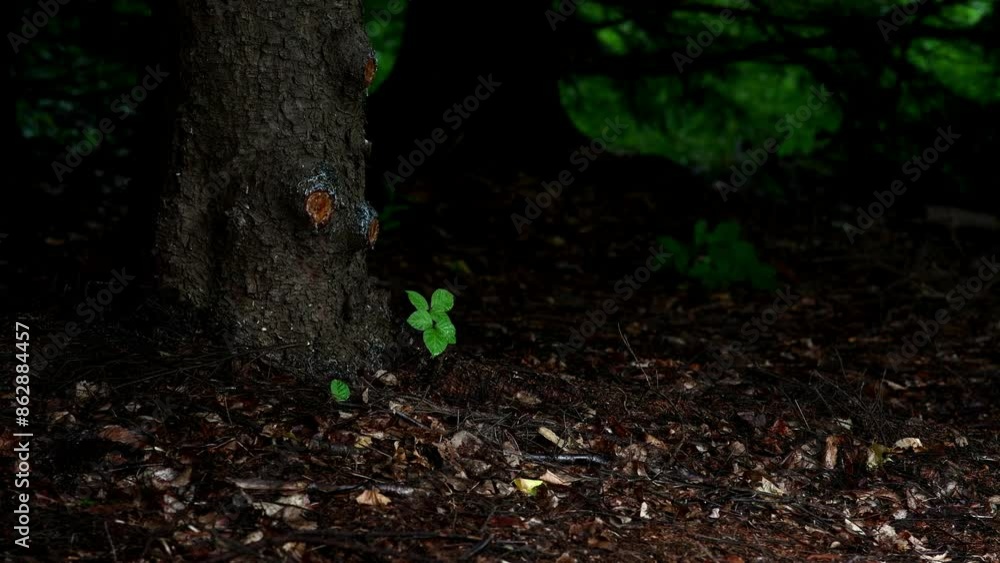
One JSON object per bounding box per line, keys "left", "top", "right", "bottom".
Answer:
{"left": 406, "top": 289, "right": 457, "bottom": 357}
{"left": 357, "top": 0, "right": 996, "bottom": 197}
{"left": 658, "top": 220, "right": 777, "bottom": 290}
{"left": 19, "top": 0, "right": 405, "bottom": 151}
{"left": 364, "top": 0, "right": 407, "bottom": 92}
{"left": 559, "top": 0, "right": 995, "bottom": 186}
{"left": 16, "top": 0, "right": 998, "bottom": 202}
{"left": 15, "top": 1, "right": 149, "bottom": 149}
{"left": 377, "top": 188, "right": 410, "bottom": 232}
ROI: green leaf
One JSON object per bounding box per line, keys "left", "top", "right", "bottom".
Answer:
{"left": 688, "top": 258, "right": 712, "bottom": 280}
{"left": 430, "top": 288, "right": 455, "bottom": 313}
{"left": 435, "top": 316, "right": 457, "bottom": 344}
{"left": 728, "top": 240, "right": 757, "bottom": 268}
{"left": 407, "top": 310, "right": 433, "bottom": 331}
{"left": 657, "top": 236, "right": 690, "bottom": 273}
{"left": 423, "top": 327, "right": 449, "bottom": 357}
{"left": 693, "top": 219, "right": 709, "bottom": 247}
{"left": 672, "top": 244, "right": 691, "bottom": 273}
{"left": 750, "top": 265, "right": 777, "bottom": 290}
{"left": 513, "top": 478, "right": 544, "bottom": 496}
{"left": 656, "top": 236, "right": 680, "bottom": 254}
{"left": 406, "top": 290, "right": 429, "bottom": 311}
{"left": 329, "top": 379, "right": 350, "bottom": 402}
{"left": 711, "top": 221, "right": 742, "bottom": 243}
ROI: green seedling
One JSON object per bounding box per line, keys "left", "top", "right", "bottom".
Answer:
{"left": 658, "top": 219, "right": 777, "bottom": 290}
{"left": 406, "top": 289, "right": 457, "bottom": 357}
{"left": 329, "top": 379, "right": 350, "bottom": 402}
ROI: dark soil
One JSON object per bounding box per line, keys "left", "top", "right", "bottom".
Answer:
{"left": 3, "top": 163, "right": 999, "bottom": 562}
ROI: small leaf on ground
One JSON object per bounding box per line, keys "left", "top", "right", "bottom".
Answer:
{"left": 513, "top": 478, "right": 544, "bottom": 496}
{"left": 356, "top": 489, "right": 391, "bottom": 507}
{"left": 329, "top": 379, "right": 350, "bottom": 402}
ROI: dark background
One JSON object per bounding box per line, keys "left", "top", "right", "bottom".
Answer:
{"left": 3, "top": 0, "right": 999, "bottom": 315}
{"left": 3, "top": 2, "right": 1000, "bottom": 560}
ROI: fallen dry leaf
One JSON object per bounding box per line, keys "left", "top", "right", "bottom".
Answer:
{"left": 515, "top": 391, "right": 541, "bottom": 405}
{"left": 843, "top": 518, "right": 866, "bottom": 535}
{"left": 538, "top": 427, "right": 567, "bottom": 449}
{"left": 538, "top": 469, "right": 574, "bottom": 486}
{"left": 756, "top": 477, "right": 786, "bottom": 496}
{"left": 374, "top": 370, "right": 398, "bottom": 386}
{"left": 644, "top": 434, "right": 668, "bottom": 449}
{"left": 894, "top": 437, "right": 924, "bottom": 451}
{"left": 448, "top": 430, "right": 483, "bottom": 456}
{"left": 640, "top": 502, "right": 651, "bottom": 519}
{"left": 356, "top": 489, "right": 391, "bottom": 507}
{"left": 824, "top": 435, "right": 843, "bottom": 470}
{"left": 148, "top": 467, "right": 192, "bottom": 490}
{"left": 98, "top": 425, "right": 149, "bottom": 448}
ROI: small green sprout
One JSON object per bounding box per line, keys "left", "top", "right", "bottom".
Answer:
{"left": 658, "top": 219, "right": 777, "bottom": 290}
{"left": 329, "top": 379, "right": 350, "bottom": 402}
{"left": 406, "top": 289, "right": 457, "bottom": 357}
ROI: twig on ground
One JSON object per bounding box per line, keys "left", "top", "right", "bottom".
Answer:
{"left": 105, "top": 521, "right": 118, "bottom": 563}
{"left": 521, "top": 453, "right": 610, "bottom": 465}
{"left": 392, "top": 408, "right": 430, "bottom": 429}
{"left": 459, "top": 534, "right": 495, "bottom": 560}
{"left": 619, "top": 323, "right": 655, "bottom": 388}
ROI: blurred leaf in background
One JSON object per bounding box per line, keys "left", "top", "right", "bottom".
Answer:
{"left": 364, "top": 0, "right": 407, "bottom": 92}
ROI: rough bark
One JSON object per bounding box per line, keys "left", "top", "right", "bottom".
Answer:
{"left": 156, "top": 0, "right": 390, "bottom": 376}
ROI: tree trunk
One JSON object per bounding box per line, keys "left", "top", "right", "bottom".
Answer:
{"left": 156, "top": 0, "right": 390, "bottom": 376}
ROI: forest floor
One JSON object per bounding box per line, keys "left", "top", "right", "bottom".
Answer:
{"left": 4, "top": 166, "right": 1000, "bottom": 562}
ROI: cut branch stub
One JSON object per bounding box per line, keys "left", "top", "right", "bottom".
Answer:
{"left": 298, "top": 165, "right": 339, "bottom": 229}
{"left": 367, "top": 217, "right": 380, "bottom": 248}
{"left": 364, "top": 52, "right": 377, "bottom": 88}
{"left": 305, "top": 190, "right": 335, "bottom": 228}
{"left": 357, "top": 202, "right": 379, "bottom": 249}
